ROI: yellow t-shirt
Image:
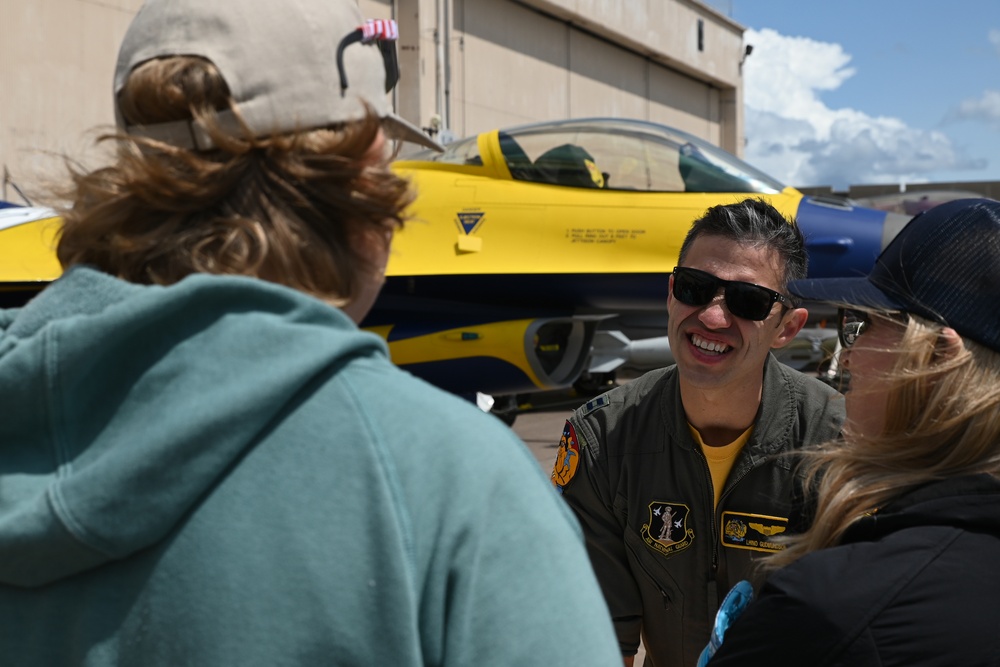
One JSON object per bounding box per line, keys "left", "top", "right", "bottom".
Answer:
{"left": 689, "top": 424, "right": 753, "bottom": 508}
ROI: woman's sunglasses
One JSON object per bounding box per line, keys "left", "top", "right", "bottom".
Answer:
{"left": 837, "top": 308, "right": 907, "bottom": 348}
{"left": 671, "top": 266, "right": 792, "bottom": 321}
{"left": 838, "top": 308, "right": 870, "bottom": 348}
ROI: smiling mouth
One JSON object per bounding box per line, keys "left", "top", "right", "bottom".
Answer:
{"left": 690, "top": 333, "right": 731, "bottom": 356}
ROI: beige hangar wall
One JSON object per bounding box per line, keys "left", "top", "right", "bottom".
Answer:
{"left": 392, "top": 0, "right": 746, "bottom": 155}
{"left": 0, "top": 0, "right": 745, "bottom": 196}
{"left": 0, "top": 0, "right": 144, "bottom": 201}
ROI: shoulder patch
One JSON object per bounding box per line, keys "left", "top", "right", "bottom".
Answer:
{"left": 721, "top": 511, "right": 788, "bottom": 553}
{"left": 550, "top": 422, "right": 580, "bottom": 490}
{"left": 641, "top": 501, "right": 695, "bottom": 557}
{"left": 580, "top": 394, "right": 610, "bottom": 415}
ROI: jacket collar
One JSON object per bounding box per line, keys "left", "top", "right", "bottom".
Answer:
{"left": 666, "top": 353, "right": 797, "bottom": 461}
{"left": 843, "top": 473, "right": 1000, "bottom": 543}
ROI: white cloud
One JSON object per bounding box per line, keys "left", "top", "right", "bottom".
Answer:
{"left": 990, "top": 29, "right": 1000, "bottom": 55}
{"left": 742, "top": 28, "right": 984, "bottom": 189}
{"left": 950, "top": 90, "right": 1000, "bottom": 129}
{"left": 743, "top": 29, "right": 855, "bottom": 131}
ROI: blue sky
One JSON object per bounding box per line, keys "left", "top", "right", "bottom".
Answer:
{"left": 703, "top": 1, "right": 1000, "bottom": 190}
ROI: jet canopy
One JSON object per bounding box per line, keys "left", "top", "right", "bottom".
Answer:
{"left": 412, "top": 117, "right": 787, "bottom": 194}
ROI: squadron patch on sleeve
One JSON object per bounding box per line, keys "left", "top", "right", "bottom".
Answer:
{"left": 721, "top": 511, "right": 788, "bottom": 553}
{"left": 550, "top": 422, "right": 580, "bottom": 490}
{"left": 641, "top": 501, "right": 694, "bottom": 557}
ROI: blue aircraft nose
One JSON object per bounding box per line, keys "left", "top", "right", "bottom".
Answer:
{"left": 795, "top": 195, "right": 912, "bottom": 279}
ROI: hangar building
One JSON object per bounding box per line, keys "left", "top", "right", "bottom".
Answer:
{"left": 0, "top": 0, "right": 746, "bottom": 197}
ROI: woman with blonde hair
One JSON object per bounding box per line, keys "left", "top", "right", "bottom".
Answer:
{"left": 0, "top": 1, "right": 622, "bottom": 665}
{"left": 706, "top": 198, "right": 1000, "bottom": 666}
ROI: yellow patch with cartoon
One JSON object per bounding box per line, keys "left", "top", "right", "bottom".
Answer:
{"left": 551, "top": 422, "right": 580, "bottom": 490}
{"left": 721, "top": 511, "right": 788, "bottom": 553}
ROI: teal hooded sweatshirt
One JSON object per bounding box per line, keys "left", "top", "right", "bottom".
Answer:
{"left": 0, "top": 267, "right": 620, "bottom": 666}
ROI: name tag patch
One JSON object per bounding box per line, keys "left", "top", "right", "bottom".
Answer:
{"left": 721, "top": 511, "right": 788, "bottom": 553}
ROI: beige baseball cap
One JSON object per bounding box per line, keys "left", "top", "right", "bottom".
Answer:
{"left": 114, "top": 0, "right": 443, "bottom": 151}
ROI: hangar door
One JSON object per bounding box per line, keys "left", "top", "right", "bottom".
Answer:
{"left": 450, "top": 0, "right": 723, "bottom": 144}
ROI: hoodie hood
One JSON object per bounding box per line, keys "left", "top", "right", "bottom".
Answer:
{"left": 0, "top": 267, "right": 387, "bottom": 587}
{"left": 843, "top": 473, "right": 1000, "bottom": 544}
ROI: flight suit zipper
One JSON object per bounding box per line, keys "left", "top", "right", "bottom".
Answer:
{"left": 698, "top": 447, "right": 755, "bottom": 614}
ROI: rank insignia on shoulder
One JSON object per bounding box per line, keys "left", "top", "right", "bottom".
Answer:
{"left": 581, "top": 394, "right": 609, "bottom": 415}
{"left": 641, "top": 501, "right": 694, "bottom": 557}
{"left": 550, "top": 422, "right": 580, "bottom": 490}
{"left": 721, "top": 511, "right": 788, "bottom": 553}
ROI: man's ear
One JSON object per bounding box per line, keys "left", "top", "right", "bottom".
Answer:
{"left": 771, "top": 306, "right": 808, "bottom": 349}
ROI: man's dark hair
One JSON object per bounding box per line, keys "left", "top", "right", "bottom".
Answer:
{"left": 677, "top": 198, "right": 808, "bottom": 289}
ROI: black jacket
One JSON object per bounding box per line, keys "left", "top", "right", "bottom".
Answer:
{"left": 709, "top": 474, "right": 1000, "bottom": 666}
{"left": 558, "top": 355, "right": 844, "bottom": 666}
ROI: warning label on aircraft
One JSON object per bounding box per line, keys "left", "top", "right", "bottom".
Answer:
{"left": 565, "top": 228, "right": 646, "bottom": 244}
{"left": 456, "top": 210, "right": 486, "bottom": 235}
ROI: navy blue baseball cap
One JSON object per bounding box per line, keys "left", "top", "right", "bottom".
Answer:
{"left": 789, "top": 198, "right": 1000, "bottom": 353}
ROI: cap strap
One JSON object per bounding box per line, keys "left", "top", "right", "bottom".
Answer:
{"left": 124, "top": 110, "right": 245, "bottom": 151}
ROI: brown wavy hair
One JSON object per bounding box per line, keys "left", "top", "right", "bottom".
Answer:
{"left": 57, "top": 56, "right": 414, "bottom": 305}
{"left": 766, "top": 312, "right": 1000, "bottom": 569}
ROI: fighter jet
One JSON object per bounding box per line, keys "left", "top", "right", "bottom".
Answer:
{"left": 373, "top": 117, "right": 911, "bottom": 401}
{"left": 0, "top": 117, "right": 911, "bottom": 410}
{"left": 0, "top": 204, "right": 61, "bottom": 308}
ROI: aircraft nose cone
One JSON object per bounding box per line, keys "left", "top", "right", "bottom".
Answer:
{"left": 795, "top": 195, "right": 912, "bottom": 279}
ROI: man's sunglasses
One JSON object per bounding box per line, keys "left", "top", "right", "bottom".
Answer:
{"left": 337, "top": 19, "right": 400, "bottom": 94}
{"left": 671, "top": 266, "right": 792, "bottom": 321}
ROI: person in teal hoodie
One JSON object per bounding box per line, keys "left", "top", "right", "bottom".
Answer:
{"left": 0, "top": 0, "right": 621, "bottom": 665}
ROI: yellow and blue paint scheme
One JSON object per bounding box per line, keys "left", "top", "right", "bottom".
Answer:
{"left": 370, "top": 117, "right": 909, "bottom": 396}
{"left": 0, "top": 118, "right": 911, "bottom": 399}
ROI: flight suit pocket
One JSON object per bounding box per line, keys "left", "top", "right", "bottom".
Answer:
{"left": 623, "top": 526, "right": 684, "bottom": 611}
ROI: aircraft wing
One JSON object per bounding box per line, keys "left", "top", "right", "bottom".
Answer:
{"left": 0, "top": 205, "right": 62, "bottom": 308}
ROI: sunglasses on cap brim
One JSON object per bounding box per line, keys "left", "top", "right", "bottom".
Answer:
{"left": 337, "top": 19, "right": 400, "bottom": 94}
{"left": 671, "top": 266, "right": 792, "bottom": 321}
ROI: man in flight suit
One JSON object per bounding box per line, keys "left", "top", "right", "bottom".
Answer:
{"left": 551, "top": 198, "right": 845, "bottom": 666}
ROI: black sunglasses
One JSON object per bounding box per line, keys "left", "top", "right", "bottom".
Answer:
{"left": 837, "top": 308, "right": 906, "bottom": 348}
{"left": 336, "top": 19, "right": 401, "bottom": 95}
{"left": 671, "top": 266, "right": 792, "bottom": 321}
{"left": 838, "top": 308, "right": 870, "bottom": 348}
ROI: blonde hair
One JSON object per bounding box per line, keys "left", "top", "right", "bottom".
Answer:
{"left": 768, "top": 312, "right": 1000, "bottom": 569}
{"left": 57, "top": 56, "right": 414, "bottom": 305}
